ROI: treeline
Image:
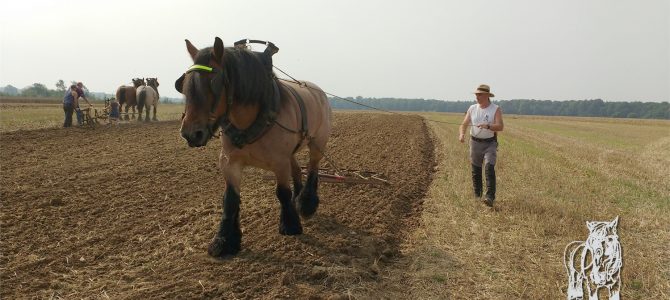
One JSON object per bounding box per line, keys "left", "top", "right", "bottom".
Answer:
{"left": 0, "top": 81, "right": 95, "bottom": 99}
{"left": 0, "top": 83, "right": 183, "bottom": 103}
{"left": 329, "top": 97, "right": 670, "bottom": 120}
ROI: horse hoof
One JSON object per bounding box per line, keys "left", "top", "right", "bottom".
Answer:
{"left": 207, "top": 236, "right": 240, "bottom": 257}
{"left": 279, "top": 222, "right": 303, "bottom": 236}
{"left": 152, "top": 118, "right": 158, "bottom": 121}
{"left": 297, "top": 195, "right": 319, "bottom": 219}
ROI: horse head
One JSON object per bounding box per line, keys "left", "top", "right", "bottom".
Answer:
{"left": 176, "top": 37, "right": 277, "bottom": 148}
{"left": 585, "top": 217, "right": 622, "bottom": 287}
{"left": 147, "top": 78, "right": 159, "bottom": 88}
{"left": 175, "top": 37, "right": 230, "bottom": 147}
{"left": 132, "top": 78, "right": 144, "bottom": 88}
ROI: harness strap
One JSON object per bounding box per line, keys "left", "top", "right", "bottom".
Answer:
{"left": 283, "top": 83, "right": 308, "bottom": 136}
{"left": 218, "top": 80, "right": 280, "bottom": 148}
{"left": 280, "top": 82, "right": 309, "bottom": 154}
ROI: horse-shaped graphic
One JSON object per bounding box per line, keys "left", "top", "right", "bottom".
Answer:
{"left": 564, "top": 216, "right": 622, "bottom": 300}
{"left": 138, "top": 77, "right": 159, "bottom": 121}
{"left": 116, "top": 78, "right": 144, "bottom": 120}
{"left": 176, "top": 37, "right": 332, "bottom": 257}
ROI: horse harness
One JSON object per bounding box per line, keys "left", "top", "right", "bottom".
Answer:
{"left": 275, "top": 82, "right": 309, "bottom": 153}
{"left": 176, "top": 39, "right": 309, "bottom": 149}
{"left": 177, "top": 63, "right": 309, "bottom": 150}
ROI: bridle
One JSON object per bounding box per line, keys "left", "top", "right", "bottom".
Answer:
{"left": 175, "top": 63, "right": 232, "bottom": 137}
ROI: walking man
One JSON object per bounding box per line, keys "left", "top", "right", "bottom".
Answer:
{"left": 459, "top": 84, "right": 504, "bottom": 207}
{"left": 74, "top": 82, "right": 93, "bottom": 125}
{"left": 62, "top": 85, "right": 78, "bottom": 127}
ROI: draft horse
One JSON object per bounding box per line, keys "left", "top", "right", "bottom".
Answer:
{"left": 116, "top": 78, "right": 144, "bottom": 120}
{"left": 145, "top": 77, "right": 160, "bottom": 121}
{"left": 176, "top": 37, "right": 332, "bottom": 257}
{"left": 137, "top": 78, "right": 159, "bottom": 122}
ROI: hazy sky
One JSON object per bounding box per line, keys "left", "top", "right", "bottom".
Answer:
{"left": 1, "top": 0, "right": 668, "bottom": 102}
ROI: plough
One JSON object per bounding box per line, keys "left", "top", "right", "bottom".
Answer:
{"left": 77, "top": 98, "right": 122, "bottom": 127}
{"left": 263, "top": 166, "right": 390, "bottom": 185}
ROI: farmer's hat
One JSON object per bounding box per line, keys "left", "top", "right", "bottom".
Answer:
{"left": 474, "top": 84, "right": 495, "bottom": 97}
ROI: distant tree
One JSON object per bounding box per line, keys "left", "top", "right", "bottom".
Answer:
{"left": 55, "top": 79, "right": 66, "bottom": 92}
{"left": 1, "top": 84, "right": 20, "bottom": 96}
{"left": 327, "top": 97, "right": 668, "bottom": 120}
{"left": 21, "top": 83, "right": 50, "bottom": 97}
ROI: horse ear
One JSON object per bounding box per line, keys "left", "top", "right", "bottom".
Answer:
{"left": 185, "top": 39, "right": 199, "bottom": 61}
{"left": 214, "top": 37, "right": 224, "bottom": 63}
{"left": 610, "top": 216, "right": 619, "bottom": 229}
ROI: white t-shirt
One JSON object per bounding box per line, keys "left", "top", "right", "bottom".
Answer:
{"left": 469, "top": 103, "right": 498, "bottom": 139}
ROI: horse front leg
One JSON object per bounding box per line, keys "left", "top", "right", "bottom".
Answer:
{"left": 208, "top": 160, "right": 243, "bottom": 257}
{"left": 275, "top": 160, "right": 302, "bottom": 235}
{"left": 608, "top": 275, "right": 621, "bottom": 300}
{"left": 296, "top": 142, "right": 323, "bottom": 219}
{"left": 144, "top": 105, "right": 150, "bottom": 122}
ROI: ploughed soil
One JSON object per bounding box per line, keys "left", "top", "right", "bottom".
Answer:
{"left": 0, "top": 112, "right": 435, "bottom": 299}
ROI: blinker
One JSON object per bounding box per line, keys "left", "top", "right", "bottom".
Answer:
{"left": 174, "top": 64, "right": 224, "bottom": 94}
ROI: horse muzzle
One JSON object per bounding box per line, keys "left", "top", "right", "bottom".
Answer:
{"left": 180, "top": 127, "right": 211, "bottom": 147}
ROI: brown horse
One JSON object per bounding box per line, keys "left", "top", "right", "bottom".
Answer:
{"left": 116, "top": 78, "right": 144, "bottom": 120}
{"left": 176, "top": 37, "right": 332, "bottom": 257}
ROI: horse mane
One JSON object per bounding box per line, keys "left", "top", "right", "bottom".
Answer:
{"left": 195, "top": 46, "right": 275, "bottom": 107}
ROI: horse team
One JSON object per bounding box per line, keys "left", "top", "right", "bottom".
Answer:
{"left": 115, "top": 77, "right": 160, "bottom": 121}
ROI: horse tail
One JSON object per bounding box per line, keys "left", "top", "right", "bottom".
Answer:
{"left": 138, "top": 88, "right": 147, "bottom": 109}
{"left": 116, "top": 87, "right": 126, "bottom": 105}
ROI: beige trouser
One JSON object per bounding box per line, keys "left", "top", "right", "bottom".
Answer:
{"left": 469, "top": 139, "right": 498, "bottom": 167}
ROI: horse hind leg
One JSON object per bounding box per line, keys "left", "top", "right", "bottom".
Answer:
{"left": 152, "top": 103, "right": 158, "bottom": 121}
{"left": 123, "top": 105, "right": 130, "bottom": 120}
{"left": 137, "top": 104, "right": 144, "bottom": 122}
{"left": 290, "top": 156, "right": 303, "bottom": 199}
{"left": 275, "top": 160, "right": 303, "bottom": 235}
{"left": 296, "top": 139, "right": 324, "bottom": 219}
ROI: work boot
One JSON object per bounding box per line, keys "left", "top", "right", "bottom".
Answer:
{"left": 485, "top": 163, "right": 496, "bottom": 207}
{"left": 471, "top": 164, "right": 483, "bottom": 199}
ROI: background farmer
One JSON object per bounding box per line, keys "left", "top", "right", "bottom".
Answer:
{"left": 74, "top": 82, "right": 93, "bottom": 125}
{"left": 108, "top": 97, "right": 120, "bottom": 125}
{"left": 459, "top": 84, "right": 504, "bottom": 207}
{"left": 62, "top": 85, "right": 78, "bottom": 127}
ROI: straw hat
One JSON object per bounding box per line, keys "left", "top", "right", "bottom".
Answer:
{"left": 474, "top": 84, "right": 495, "bottom": 97}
